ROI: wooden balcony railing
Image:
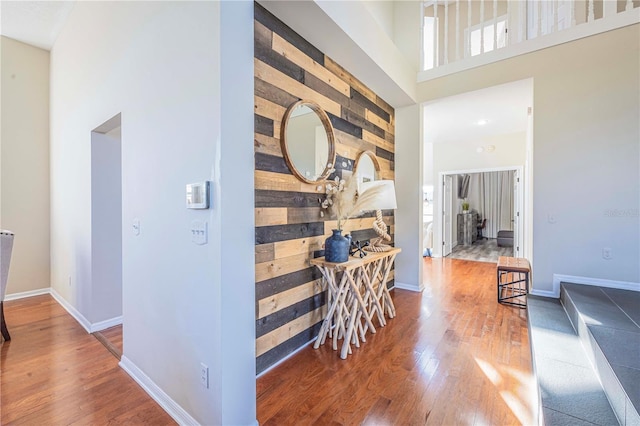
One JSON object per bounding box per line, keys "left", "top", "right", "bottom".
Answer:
{"left": 419, "top": 0, "right": 640, "bottom": 81}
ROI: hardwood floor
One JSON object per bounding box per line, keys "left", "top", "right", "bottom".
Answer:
{"left": 256, "top": 258, "right": 537, "bottom": 425}
{"left": 0, "top": 295, "right": 174, "bottom": 425}
{"left": 93, "top": 324, "right": 123, "bottom": 360}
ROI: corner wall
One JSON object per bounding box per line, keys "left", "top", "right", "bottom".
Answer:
{"left": 254, "top": 3, "right": 395, "bottom": 373}
{"left": 0, "top": 37, "right": 50, "bottom": 296}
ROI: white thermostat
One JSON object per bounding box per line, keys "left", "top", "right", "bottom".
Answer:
{"left": 186, "top": 181, "right": 210, "bottom": 209}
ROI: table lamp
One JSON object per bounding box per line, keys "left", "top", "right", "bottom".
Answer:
{"left": 357, "top": 180, "right": 397, "bottom": 252}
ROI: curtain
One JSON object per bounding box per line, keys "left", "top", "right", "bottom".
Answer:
{"left": 481, "top": 171, "right": 514, "bottom": 238}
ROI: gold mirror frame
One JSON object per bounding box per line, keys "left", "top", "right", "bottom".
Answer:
{"left": 280, "top": 100, "right": 337, "bottom": 184}
{"left": 353, "top": 150, "right": 381, "bottom": 184}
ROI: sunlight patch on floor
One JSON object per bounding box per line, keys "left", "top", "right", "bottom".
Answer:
{"left": 475, "top": 357, "right": 537, "bottom": 425}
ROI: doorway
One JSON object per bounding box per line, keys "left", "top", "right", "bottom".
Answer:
{"left": 438, "top": 167, "right": 524, "bottom": 262}
{"left": 422, "top": 78, "right": 533, "bottom": 266}
{"left": 90, "top": 113, "right": 123, "bottom": 351}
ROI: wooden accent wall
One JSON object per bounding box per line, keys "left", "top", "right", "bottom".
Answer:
{"left": 254, "top": 3, "right": 395, "bottom": 374}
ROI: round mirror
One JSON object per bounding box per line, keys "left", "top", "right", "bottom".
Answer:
{"left": 354, "top": 150, "right": 381, "bottom": 189}
{"left": 281, "top": 100, "right": 336, "bottom": 184}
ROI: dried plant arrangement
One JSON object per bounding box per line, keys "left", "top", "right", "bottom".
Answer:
{"left": 319, "top": 175, "right": 387, "bottom": 231}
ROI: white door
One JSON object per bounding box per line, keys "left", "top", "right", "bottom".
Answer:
{"left": 513, "top": 170, "right": 521, "bottom": 257}
{"left": 443, "top": 175, "right": 453, "bottom": 256}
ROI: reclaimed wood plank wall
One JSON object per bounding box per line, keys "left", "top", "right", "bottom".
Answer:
{"left": 254, "top": 2, "right": 396, "bottom": 374}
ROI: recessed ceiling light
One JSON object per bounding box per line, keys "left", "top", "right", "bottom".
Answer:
{"left": 476, "top": 119, "right": 488, "bottom": 126}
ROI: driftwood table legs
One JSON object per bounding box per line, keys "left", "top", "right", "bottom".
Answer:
{"left": 311, "top": 248, "right": 401, "bottom": 359}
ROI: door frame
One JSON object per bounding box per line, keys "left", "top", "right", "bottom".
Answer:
{"left": 436, "top": 165, "right": 529, "bottom": 260}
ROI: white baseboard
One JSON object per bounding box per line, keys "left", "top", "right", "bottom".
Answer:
{"left": 4, "top": 288, "right": 50, "bottom": 301}
{"left": 48, "top": 288, "right": 122, "bottom": 333}
{"left": 552, "top": 274, "right": 640, "bottom": 298}
{"left": 120, "top": 356, "right": 199, "bottom": 426}
{"left": 91, "top": 316, "right": 123, "bottom": 332}
{"left": 50, "top": 288, "right": 92, "bottom": 333}
{"left": 393, "top": 281, "right": 424, "bottom": 292}
{"left": 529, "top": 288, "right": 557, "bottom": 298}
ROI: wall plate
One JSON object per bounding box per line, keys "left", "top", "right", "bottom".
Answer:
{"left": 186, "top": 181, "right": 210, "bottom": 209}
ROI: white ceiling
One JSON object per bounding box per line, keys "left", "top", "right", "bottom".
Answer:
{"left": 424, "top": 79, "right": 533, "bottom": 144}
{"left": 0, "top": 1, "right": 75, "bottom": 50}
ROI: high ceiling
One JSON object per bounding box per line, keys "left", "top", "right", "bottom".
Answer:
{"left": 0, "top": 1, "right": 75, "bottom": 50}
{"left": 424, "top": 79, "right": 533, "bottom": 144}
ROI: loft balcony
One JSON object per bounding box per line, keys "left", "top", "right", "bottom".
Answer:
{"left": 418, "top": 0, "right": 640, "bottom": 81}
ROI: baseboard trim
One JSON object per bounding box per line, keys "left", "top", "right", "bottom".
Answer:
{"left": 257, "top": 337, "right": 316, "bottom": 378}
{"left": 529, "top": 288, "right": 557, "bottom": 298}
{"left": 119, "top": 356, "right": 199, "bottom": 426}
{"left": 91, "top": 316, "right": 123, "bottom": 333}
{"left": 50, "top": 288, "right": 92, "bottom": 333}
{"left": 4, "top": 288, "right": 50, "bottom": 301}
{"left": 552, "top": 274, "right": 640, "bottom": 298}
{"left": 393, "top": 281, "right": 424, "bottom": 292}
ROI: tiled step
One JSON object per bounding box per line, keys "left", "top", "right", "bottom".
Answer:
{"left": 528, "top": 295, "right": 618, "bottom": 425}
{"left": 561, "top": 283, "right": 640, "bottom": 426}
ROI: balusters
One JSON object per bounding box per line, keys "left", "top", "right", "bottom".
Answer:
{"left": 493, "top": 0, "right": 498, "bottom": 51}
{"left": 456, "top": 0, "right": 460, "bottom": 61}
{"left": 571, "top": 0, "right": 577, "bottom": 27}
{"left": 467, "top": 0, "right": 472, "bottom": 57}
{"left": 588, "top": 0, "right": 594, "bottom": 22}
{"left": 603, "top": 0, "right": 617, "bottom": 17}
{"left": 480, "top": 0, "right": 485, "bottom": 54}
{"left": 537, "top": 0, "right": 542, "bottom": 38}
{"left": 552, "top": 0, "right": 557, "bottom": 33}
{"left": 433, "top": 0, "right": 438, "bottom": 68}
{"left": 626, "top": 0, "right": 633, "bottom": 12}
{"left": 444, "top": 0, "right": 449, "bottom": 64}
{"left": 506, "top": 0, "right": 511, "bottom": 46}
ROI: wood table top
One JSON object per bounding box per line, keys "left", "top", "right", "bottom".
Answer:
{"left": 497, "top": 256, "right": 531, "bottom": 273}
{"left": 310, "top": 247, "right": 401, "bottom": 270}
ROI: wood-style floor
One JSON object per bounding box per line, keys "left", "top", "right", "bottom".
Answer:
{"left": 257, "top": 257, "right": 537, "bottom": 425}
{"left": 93, "top": 324, "right": 123, "bottom": 360}
{"left": 1, "top": 258, "right": 535, "bottom": 425}
{"left": 0, "top": 295, "right": 174, "bottom": 425}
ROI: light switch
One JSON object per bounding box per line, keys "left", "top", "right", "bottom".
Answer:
{"left": 191, "top": 220, "right": 208, "bottom": 245}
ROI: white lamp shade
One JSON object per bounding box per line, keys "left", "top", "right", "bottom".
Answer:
{"left": 358, "top": 180, "right": 397, "bottom": 211}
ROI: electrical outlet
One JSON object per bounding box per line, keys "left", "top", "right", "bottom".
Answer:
{"left": 200, "top": 363, "right": 209, "bottom": 389}
{"left": 602, "top": 247, "right": 613, "bottom": 260}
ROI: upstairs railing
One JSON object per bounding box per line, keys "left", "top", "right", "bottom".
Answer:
{"left": 419, "top": 0, "right": 640, "bottom": 81}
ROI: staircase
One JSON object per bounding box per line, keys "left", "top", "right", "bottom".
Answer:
{"left": 528, "top": 283, "right": 640, "bottom": 425}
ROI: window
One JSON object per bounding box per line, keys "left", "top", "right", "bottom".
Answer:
{"left": 465, "top": 16, "right": 507, "bottom": 57}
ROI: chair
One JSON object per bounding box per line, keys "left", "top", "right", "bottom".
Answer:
{"left": 1, "top": 230, "right": 14, "bottom": 342}
{"left": 477, "top": 219, "right": 487, "bottom": 240}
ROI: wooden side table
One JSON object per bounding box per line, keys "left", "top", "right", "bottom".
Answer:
{"left": 497, "top": 256, "right": 530, "bottom": 308}
{"left": 311, "top": 248, "right": 400, "bottom": 359}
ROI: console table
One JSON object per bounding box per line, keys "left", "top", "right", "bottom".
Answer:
{"left": 310, "top": 247, "right": 400, "bottom": 359}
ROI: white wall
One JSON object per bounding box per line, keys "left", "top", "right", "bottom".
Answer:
{"left": 393, "top": 0, "right": 421, "bottom": 72}
{"left": 90, "top": 128, "right": 122, "bottom": 323}
{"left": 418, "top": 24, "right": 640, "bottom": 292}
{"left": 395, "top": 104, "right": 424, "bottom": 291}
{"left": 0, "top": 36, "right": 50, "bottom": 295}
{"left": 50, "top": 2, "right": 255, "bottom": 424}
{"left": 363, "top": 0, "right": 395, "bottom": 40}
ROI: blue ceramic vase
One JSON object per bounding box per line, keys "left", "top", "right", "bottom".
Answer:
{"left": 325, "top": 229, "right": 350, "bottom": 263}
